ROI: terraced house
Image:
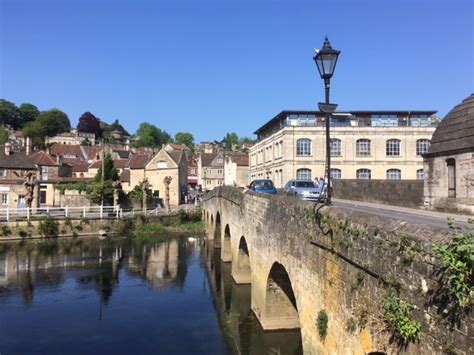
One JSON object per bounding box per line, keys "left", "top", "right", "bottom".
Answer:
{"left": 250, "top": 109, "right": 439, "bottom": 187}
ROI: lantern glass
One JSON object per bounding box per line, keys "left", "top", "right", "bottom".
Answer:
{"left": 314, "top": 37, "right": 340, "bottom": 79}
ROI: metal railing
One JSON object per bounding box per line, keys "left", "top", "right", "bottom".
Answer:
{"left": 0, "top": 203, "right": 198, "bottom": 222}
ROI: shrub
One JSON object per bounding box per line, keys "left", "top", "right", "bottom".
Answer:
{"left": 135, "top": 222, "right": 167, "bottom": 241}
{"left": 38, "top": 217, "right": 59, "bottom": 238}
{"left": 1, "top": 225, "right": 12, "bottom": 237}
{"left": 317, "top": 310, "right": 329, "bottom": 340}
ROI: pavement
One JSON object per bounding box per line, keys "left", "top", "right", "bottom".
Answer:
{"left": 331, "top": 198, "right": 472, "bottom": 230}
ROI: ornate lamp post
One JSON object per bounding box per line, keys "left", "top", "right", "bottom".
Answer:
{"left": 313, "top": 36, "right": 340, "bottom": 205}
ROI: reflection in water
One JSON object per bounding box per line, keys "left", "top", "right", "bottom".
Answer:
{"left": 203, "top": 239, "right": 303, "bottom": 355}
{"left": 0, "top": 236, "right": 302, "bottom": 354}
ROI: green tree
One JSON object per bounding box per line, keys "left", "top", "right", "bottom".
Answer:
{"left": 0, "top": 125, "right": 9, "bottom": 145}
{"left": 133, "top": 122, "right": 172, "bottom": 148}
{"left": 225, "top": 132, "right": 239, "bottom": 150}
{"left": 101, "top": 119, "right": 130, "bottom": 140}
{"left": 88, "top": 153, "right": 119, "bottom": 205}
{"left": 18, "top": 103, "right": 39, "bottom": 127}
{"left": 174, "top": 132, "right": 194, "bottom": 150}
{"left": 0, "top": 99, "right": 21, "bottom": 129}
{"left": 23, "top": 109, "right": 70, "bottom": 139}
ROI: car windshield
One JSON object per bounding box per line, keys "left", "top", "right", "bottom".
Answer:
{"left": 295, "top": 181, "right": 316, "bottom": 188}
{"left": 254, "top": 181, "right": 274, "bottom": 189}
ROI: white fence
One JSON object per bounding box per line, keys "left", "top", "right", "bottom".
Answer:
{"left": 0, "top": 204, "right": 197, "bottom": 222}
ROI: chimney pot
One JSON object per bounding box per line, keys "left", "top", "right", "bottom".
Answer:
{"left": 26, "top": 137, "right": 32, "bottom": 156}
{"left": 4, "top": 143, "right": 11, "bottom": 156}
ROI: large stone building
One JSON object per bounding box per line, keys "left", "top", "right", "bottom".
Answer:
{"left": 45, "top": 129, "right": 96, "bottom": 146}
{"left": 197, "top": 152, "right": 224, "bottom": 191}
{"left": 423, "top": 94, "right": 474, "bottom": 214}
{"left": 224, "top": 153, "right": 250, "bottom": 188}
{"left": 250, "top": 110, "right": 438, "bottom": 187}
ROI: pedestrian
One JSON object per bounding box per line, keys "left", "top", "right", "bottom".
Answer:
{"left": 318, "top": 177, "right": 325, "bottom": 191}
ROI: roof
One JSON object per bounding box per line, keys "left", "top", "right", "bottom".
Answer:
{"left": 425, "top": 94, "right": 474, "bottom": 157}
{"left": 0, "top": 148, "right": 37, "bottom": 169}
{"left": 167, "top": 150, "right": 183, "bottom": 165}
{"left": 114, "top": 150, "right": 131, "bottom": 159}
{"left": 228, "top": 154, "right": 249, "bottom": 166}
{"left": 71, "top": 163, "right": 89, "bottom": 173}
{"left": 50, "top": 144, "right": 83, "bottom": 158}
{"left": 168, "top": 143, "right": 191, "bottom": 151}
{"left": 200, "top": 153, "right": 217, "bottom": 167}
{"left": 120, "top": 169, "right": 130, "bottom": 183}
{"left": 254, "top": 109, "right": 438, "bottom": 135}
{"left": 127, "top": 153, "right": 152, "bottom": 169}
{"left": 29, "top": 151, "right": 57, "bottom": 166}
{"left": 89, "top": 159, "right": 127, "bottom": 169}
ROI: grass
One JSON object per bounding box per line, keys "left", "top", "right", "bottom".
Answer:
{"left": 134, "top": 220, "right": 205, "bottom": 241}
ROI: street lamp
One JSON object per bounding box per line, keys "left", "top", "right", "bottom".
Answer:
{"left": 313, "top": 36, "right": 340, "bottom": 205}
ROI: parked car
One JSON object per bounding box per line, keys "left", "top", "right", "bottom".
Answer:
{"left": 249, "top": 179, "right": 278, "bottom": 195}
{"left": 284, "top": 179, "right": 322, "bottom": 202}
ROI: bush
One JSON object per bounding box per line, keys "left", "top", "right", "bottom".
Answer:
{"left": 135, "top": 222, "right": 167, "bottom": 240}
{"left": 317, "top": 310, "right": 329, "bottom": 340}
{"left": 1, "top": 225, "right": 12, "bottom": 237}
{"left": 38, "top": 217, "right": 59, "bottom": 238}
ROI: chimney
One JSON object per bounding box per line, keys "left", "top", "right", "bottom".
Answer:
{"left": 26, "top": 137, "right": 32, "bottom": 156}
{"left": 4, "top": 143, "right": 11, "bottom": 156}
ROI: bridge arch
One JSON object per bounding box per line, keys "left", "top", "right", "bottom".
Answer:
{"left": 214, "top": 212, "right": 221, "bottom": 247}
{"left": 262, "top": 262, "right": 300, "bottom": 330}
{"left": 232, "top": 236, "right": 251, "bottom": 284}
{"left": 222, "top": 224, "right": 232, "bottom": 262}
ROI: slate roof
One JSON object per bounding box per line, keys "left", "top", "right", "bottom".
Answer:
{"left": 120, "top": 169, "right": 131, "bottom": 183}
{"left": 168, "top": 150, "right": 183, "bottom": 165}
{"left": 168, "top": 143, "right": 191, "bottom": 151}
{"left": 228, "top": 154, "right": 249, "bottom": 166}
{"left": 200, "top": 153, "right": 217, "bottom": 167}
{"left": 89, "top": 159, "right": 127, "bottom": 169}
{"left": 127, "top": 153, "right": 152, "bottom": 169}
{"left": 71, "top": 163, "right": 89, "bottom": 173}
{"left": 114, "top": 150, "right": 131, "bottom": 159}
{"left": 29, "top": 151, "right": 58, "bottom": 166}
{"left": 425, "top": 94, "right": 474, "bottom": 157}
{"left": 0, "top": 149, "right": 37, "bottom": 169}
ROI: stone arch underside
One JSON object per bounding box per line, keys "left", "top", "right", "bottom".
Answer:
{"left": 262, "top": 262, "right": 300, "bottom": 330}
{"left": 214, "top": 212, "right": 221, "bottom": 248}
{"left": 222, "top": 224, "right": 232, "bottom": 262}
{"left": 232, "top": 236, "right": 251, "bottom": 284}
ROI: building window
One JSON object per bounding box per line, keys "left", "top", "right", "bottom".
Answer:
{"left": 0, "top": 169, "right": 5, "bottom": 177}
{"left": 410, "top": 115, "right": 431, "bottom": 127}
{"left": 416, "top": 169, "right": 424, "bottom": 180}
{"left": 330, "top": 168, "right": 341, "bottom": 179}
{"left": 157, "top": 161, "right": 168, "bottom": 169}
{"left": 416, "top": 139, "right": 431, "bottom": 156}
{"left": 356, "top": 169, "right": 371, "bottom": 180}
{"left": 356, "top": 139, "right": 371, "bottom": 156}
{"left": 371, "top": 114, "right": 398, "bottom": 127}
{"left": 330, "top": 138, "right": 341, "bottom": 156}
{"left": 447, "top": 159, "right": 456, "bottom": 197}
{"left": 386, "top": 169, "right": 401, "bottom": 180}
{"left": 386, "top": 139, "right": 401, "bottom": 156}
{"left": 0, "top": 193, "right": 7, "bottom": 205}
{"left": 41, "top": 166, "right": 49, "bottom": 173}
{"left": 296, "top": 138, "right": 312, "bottom": 156}
{"left": 296, "top": 168, "right": 311, "bottom": 180}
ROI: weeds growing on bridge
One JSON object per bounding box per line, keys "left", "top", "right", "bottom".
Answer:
{"left": 317, "top": 310, "right": 329, "bottom": 340}
{"left": 431, "top": 218, "right": 473, "bottom": 320}
{"left": 381, "top": 288, "right": 421, "bottom": 345}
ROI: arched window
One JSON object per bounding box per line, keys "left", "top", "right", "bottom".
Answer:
{"left": 356, "top": 139, "right": 371, "bottom": 156}
{"left": 296, "top": 138, "right": 312, "bottom": 156}
{"left": 447, "top": 159, "right": 456, "bottom": 197}
{"left": 386, "top": 139, "right": 401, "bottom": 156}
{"left": 330, "top": 138, "right": 341, "bottom": 156}
{"left": 157, "top": 160, "right": 168, "bottom": 169}
{"left": 386, "top": 168, "right": 401, "bottom": 180}
{"left": 416, "top": 169, "right": 424, "bottom": 180}
{"left": 416, "top": 139, "right": 431, "bottom": 156}
{"left": 356, "top": 168, "right": 371, "bottom": 180}
{"left": 330, "top": 168, "right": 341, "bottom": 179}
{"left": 296, "top": 168, "right": 311, "bottom": 180}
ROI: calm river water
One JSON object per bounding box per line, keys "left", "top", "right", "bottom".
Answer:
{"left": 0, "top": 236, "right": 302, "bottom": 355}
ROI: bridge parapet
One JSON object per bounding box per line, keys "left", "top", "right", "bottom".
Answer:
{"left": 202, "top": 186, "right": 472, "bottom": 354}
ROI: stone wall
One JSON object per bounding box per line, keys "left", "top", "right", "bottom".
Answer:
{"left": 202, "top": 186, "right": 472, "bottom": 354}
{"left": 332, "top": 179, "right": 424, "bottom": 208}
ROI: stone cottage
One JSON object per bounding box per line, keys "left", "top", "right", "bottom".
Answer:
{"left": 423, "top": 94, "right": 474, "bottom": 214}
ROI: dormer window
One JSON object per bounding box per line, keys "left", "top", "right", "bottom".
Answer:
{"left": 157, "top": 161, "right": 168, "bottom": 169}
{"left": 0, "top": 169, "right": 5, "bottom": 178}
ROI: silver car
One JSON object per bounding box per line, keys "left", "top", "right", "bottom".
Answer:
{"left": 284, "top": 180, "right": 322, "bottom": 202}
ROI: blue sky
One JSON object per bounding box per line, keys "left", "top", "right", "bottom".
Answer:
{"left": 1, "top": 0, "right": 472, "bottom": 142}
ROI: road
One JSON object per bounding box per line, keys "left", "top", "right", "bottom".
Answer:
{"left": 332, "top": 198, "right": 471, "bottom": 230}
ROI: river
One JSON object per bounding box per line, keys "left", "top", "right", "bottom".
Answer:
{"left": 0, "top": 236, "right": 302, "bottom": 355}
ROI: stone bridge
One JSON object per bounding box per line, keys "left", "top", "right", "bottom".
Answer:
{"left": 201, "top": 187, "right": 472, "bottom": 355}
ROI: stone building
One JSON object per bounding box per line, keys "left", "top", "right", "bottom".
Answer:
{"left": 250, "top": 110, "right": 438, "bottom": 187}
{"left": 45, "top": 129, "right": 96, "bottom": 146}
{"left": 224, "top": 153, "right": 250, "bottom": 188}
{"left": 197, "top": 152, "right": 224, "bottom": 191}
{"left": 423, "top": 94, "right": 474, "bottom": 214}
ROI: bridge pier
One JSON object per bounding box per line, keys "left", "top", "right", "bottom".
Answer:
{"left": 231, "top": 236, "right": 251, "bottom": 284}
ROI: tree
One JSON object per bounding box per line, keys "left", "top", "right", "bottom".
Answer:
{"left": 239, "top": 136, "right": 256, "bottom": 145}
{"left": 133, "top": 122, "right": 172, "bottom": 148}
{"left": 77, "top": 112, "right": 102, "bottom": 137}
{"left": 0, "top": 99, "right": 21, "bottom": 129}
{"left": 18, "top": 103, "right": 39, "bottom": 127}
{"left": 174, "top": 132, "right": 194, "bottom": 150}
{"left": 88, "top": 153, "right": 119, "bottom": 205}
{"left": 0, "top": 125, "right": 8, "bottom": 145}
{"left": 225, "top": 132, "right": 239, "bottom": 150}
{"left": 22, "top": 109, "right": 71, "bottom": 148}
